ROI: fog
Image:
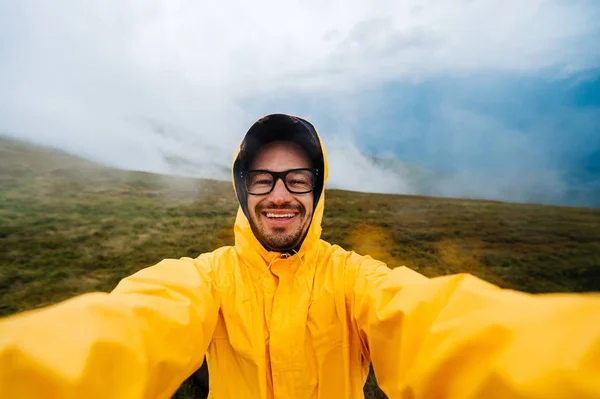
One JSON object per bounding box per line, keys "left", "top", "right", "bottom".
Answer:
{"left": 1, "top": 0, "right": 599, "bottom": 206}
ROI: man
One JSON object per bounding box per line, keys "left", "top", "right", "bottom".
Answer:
{"left": 0, "top": 113, "right": 599, "bottom": 399}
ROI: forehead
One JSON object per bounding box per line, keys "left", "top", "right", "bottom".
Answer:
{"left": 249, "top": 141, "right": 311, "bottom": 170}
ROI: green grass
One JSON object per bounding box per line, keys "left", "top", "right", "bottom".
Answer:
{"left": 2, "top": 137, "right": 600, "bottom": 398}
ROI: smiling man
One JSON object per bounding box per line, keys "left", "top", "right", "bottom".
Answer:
{"left": 244, "top": 141, "right": 315, "bottom": 252}
{"left": 1, "top": 114, "right": 600, "bottom": 399}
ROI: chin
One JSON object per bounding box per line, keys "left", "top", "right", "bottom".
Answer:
{"left": 250, "top": 219, "right": 307, "bottom": 251}
{"left": 265, "top": 239, "right": 298, "bottom": 251}
{"left": 261, "top": 231, "right": 302, "bottom": 251}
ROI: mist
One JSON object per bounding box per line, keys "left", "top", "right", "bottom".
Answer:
{"left": 1, "top": 0, "right": 599, "bottom": 207}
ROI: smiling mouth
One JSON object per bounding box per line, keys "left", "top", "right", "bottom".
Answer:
{"left": 264, "top": 212, "right": 296, "bottom": 219}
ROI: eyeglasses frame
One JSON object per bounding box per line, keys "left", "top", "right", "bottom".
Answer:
{"left": 241, "top": 168, "right": 320, "bottom": 195}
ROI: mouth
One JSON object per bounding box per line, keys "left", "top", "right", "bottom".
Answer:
{"left": 261, "top": 210, "right": 299, "bottom": 226}
{"left": 265, "top": 212, "right": 296, "bottom": 218}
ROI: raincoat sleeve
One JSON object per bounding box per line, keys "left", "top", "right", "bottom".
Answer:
{"left": 350, "top": 257, "right": 600, "bottom": 399}
{"left": 0, "top": 256, "right": 221, "bottom": 399}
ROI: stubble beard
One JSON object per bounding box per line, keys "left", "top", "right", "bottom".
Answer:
{"left": 251, "top": 203, "right": 310, "bottom": 251}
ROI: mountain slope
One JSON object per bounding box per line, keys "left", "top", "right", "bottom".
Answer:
{"left": 2, "top": 135, "right": 600, "bottom": 308}
{"left": 2, "top": 137, "right": 600, "bottom": 398}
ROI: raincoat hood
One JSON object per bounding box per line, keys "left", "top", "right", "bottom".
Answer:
{"left": 231, "top": 114, "right": 329, "bottom": 258}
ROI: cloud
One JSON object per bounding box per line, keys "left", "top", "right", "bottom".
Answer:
{"left": 323, "top": 136, "right": 419, "bottom": 194}
{"left": 1, "top": 0, "right": 599, "bottom": 206}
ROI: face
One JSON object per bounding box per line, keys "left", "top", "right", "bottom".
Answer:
{"left": 246, "top": 141, "right": 315, "bottom": 251}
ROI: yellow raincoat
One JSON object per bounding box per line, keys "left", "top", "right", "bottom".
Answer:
{"left": 1, "top": 114, "right": 600, "bottom": 399}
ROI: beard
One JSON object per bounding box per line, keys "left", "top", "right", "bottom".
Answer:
{"left": 249, "top": 202, "right": 311, "bottom": 251}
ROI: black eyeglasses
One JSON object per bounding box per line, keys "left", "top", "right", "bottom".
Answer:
{"left": 241, "top": 168, "right": 319, "bottom": 195}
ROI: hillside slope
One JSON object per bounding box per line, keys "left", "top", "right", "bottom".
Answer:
{"left": 1, "top": 137, "right": 600, "bottom": 398}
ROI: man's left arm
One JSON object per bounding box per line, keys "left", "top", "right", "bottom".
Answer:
{"left": 348, "top": 256, "right": 600, "bottom": 399}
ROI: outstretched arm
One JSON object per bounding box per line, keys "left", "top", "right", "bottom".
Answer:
{"left": 349, "top": 258, "right": 600, "bottom": 399}
{"left": 0, "top": 256, "right": 220, "bottom": 399}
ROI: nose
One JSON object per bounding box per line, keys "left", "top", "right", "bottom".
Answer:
{"left": 268, "top": 177, "right": 293, "bottom": 204}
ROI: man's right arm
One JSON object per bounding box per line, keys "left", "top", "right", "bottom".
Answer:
{"left": 0, "top": 255, "right": 221, "bottom": 399}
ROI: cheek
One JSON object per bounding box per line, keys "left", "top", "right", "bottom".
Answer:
{"left": 247, "top": 198, "right": 259, "bottom": 216}
{"left": 299, "top": 197, "right": 314, "bottom": 215}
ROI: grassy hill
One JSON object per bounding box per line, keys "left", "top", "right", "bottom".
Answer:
{"left": 1, "top": 136, "right": 600, "bottom": 398}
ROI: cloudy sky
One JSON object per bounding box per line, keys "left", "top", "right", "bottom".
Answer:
{"left": 1, "top": 0, "right": 599, "bottom": 207}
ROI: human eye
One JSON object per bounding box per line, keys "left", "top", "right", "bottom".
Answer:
{"left": 287, "top": 170, "right": 313, "bottom": 190}
{"left": 250, "top": 173, "right": 272, "bottom": 185}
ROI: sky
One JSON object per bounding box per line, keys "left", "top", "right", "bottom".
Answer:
{"left": 1, "top": 0, "right": 599, "bottom": 207}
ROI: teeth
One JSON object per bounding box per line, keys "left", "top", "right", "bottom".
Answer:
{"left": 266, "top": 213, "right": 295, "bottom": 218}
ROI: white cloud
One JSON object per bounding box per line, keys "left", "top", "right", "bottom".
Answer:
{"left": 0, "top": 0, "right": 598, "bottom": 203}
{"left": 323, "top": 136, "right": 419, "bottom": 194}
